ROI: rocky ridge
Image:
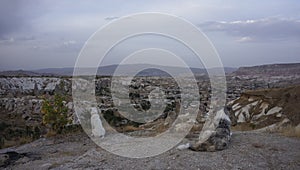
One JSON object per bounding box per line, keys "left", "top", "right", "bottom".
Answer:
{"left": 227, "top": 85, "right": 300, "bottom": 134}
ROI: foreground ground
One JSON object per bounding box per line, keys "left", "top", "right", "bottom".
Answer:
{"left": 0, "top": 131, "right": 299, "bottom": 170}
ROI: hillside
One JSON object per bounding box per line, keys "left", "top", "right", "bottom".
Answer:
{"left": 0, "top": 70, "right": 55, "bottom": 77}
{"left": 231, "top": 63, "right": 300, "bottom": 77}
{"left": 227, "top": 85, "right": 300, "bottom": 134}
{"left": 0, "top": 65, "right": 237, "bottom": 77}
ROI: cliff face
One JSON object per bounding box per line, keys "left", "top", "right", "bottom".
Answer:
{"left": 227, "top": 85, "right": 300, "bottom": 132}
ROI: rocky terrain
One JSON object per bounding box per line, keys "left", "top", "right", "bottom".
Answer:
{"left": 0, "top": 77, "right": 74, "bottom": 148}
{"left": 0, "top": 63, "right": 300, "bottom": 169}
{"left": 0, "top": 75, "right": 271, "bottom": 148}
{"left": 227, "top": 85, "right": 300, "bottom": 134}
{"left": 0, "top": 131, "right": 299, "bottom": 169}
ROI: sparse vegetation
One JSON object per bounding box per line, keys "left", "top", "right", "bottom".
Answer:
{"left": 250, "top": 123, "right": 256, "bottom": 129}
{"left": 41, "top": 94, "right": 71, "bottom": 135}
{"left": 279, "top": 125, "right": 300, "bottom": 138}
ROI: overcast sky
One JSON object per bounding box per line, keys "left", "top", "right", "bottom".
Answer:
{"left": 0, "top": 0, "right": 300, "bottom": 70}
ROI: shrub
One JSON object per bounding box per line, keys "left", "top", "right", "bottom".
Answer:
{"left": 41, "top": 94, "right": 70, "bottom": 134}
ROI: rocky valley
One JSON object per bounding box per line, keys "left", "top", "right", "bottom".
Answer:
{"left": 0, "top": 63, "right": 300, "bottom": 169}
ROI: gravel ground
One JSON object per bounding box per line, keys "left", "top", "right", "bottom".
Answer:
{"left": 0, "top": 131, "right": 299, "bottom": 170}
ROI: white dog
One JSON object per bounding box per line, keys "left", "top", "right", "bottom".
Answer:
{"left": 90, "top": 108, "right": 105, "bottom": 138}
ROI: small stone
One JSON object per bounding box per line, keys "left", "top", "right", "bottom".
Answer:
{"left": 0, "top": 154, "right": 9, "bottom": 167}
{"left": 40, "top": 163, "right": 52, "bottom": 168}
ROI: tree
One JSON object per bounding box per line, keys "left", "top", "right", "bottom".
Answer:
{"left": 41, "top": 94, "right": 70, "bottom": 134}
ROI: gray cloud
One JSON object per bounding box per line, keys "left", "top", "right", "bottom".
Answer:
{"left": 0, "top": 1, "right": 24, "bottom": 39}
{"left": 0, "top": 1, "right": 27, "bottom": 38}
{"left": 0, "top": 0, "right": 45, "bottom": 40}
{"left": 199, "top": 17, "right": 300, "bottom": 42}
{"left": 1, "top": 0, "right": 300, "bottom": 70}
{"left": 104, "top": 16, "right": 119, "bottom": 21}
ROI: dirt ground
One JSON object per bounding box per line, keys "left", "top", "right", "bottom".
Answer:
{"left": 0, "top": 131, "right": 299, "bottom": 170}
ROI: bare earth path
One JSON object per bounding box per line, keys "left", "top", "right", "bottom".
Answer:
{"left": 1, "top": 131, "right": 299, "bottom": 170}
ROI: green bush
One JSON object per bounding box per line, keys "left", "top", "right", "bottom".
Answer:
{"left": 41, "top": 94, "right": 70, "bottom": 134}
